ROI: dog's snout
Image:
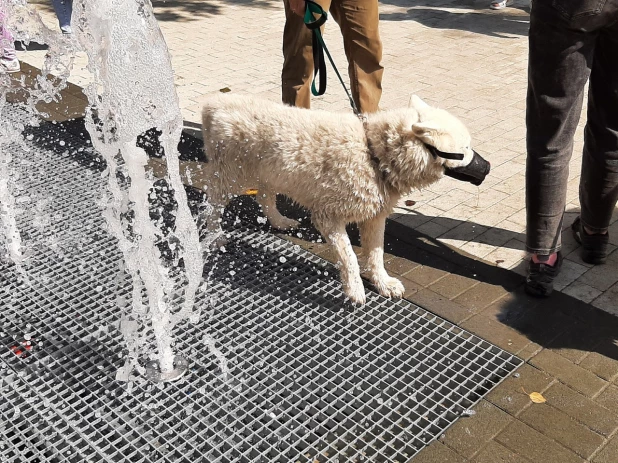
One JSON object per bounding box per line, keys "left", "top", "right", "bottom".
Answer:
{"left": 443, "top": 150, "right": 490, "bottom": 186}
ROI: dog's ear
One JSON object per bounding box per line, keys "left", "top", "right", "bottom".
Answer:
{"left": 409, "top": 94, "right": 429, "bottom": 110}
{"left": 411, "top": 121, "right": 440, "bottom": 144}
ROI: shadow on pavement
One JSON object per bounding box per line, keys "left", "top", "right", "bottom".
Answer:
{"left": 380, "top": 2, "right": 530, "bottom": 38}
{"left": 152, "top": 0, "right": 280, "bottom": 21}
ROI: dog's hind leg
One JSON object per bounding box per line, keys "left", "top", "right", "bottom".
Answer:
{"left": 255, "top": 188, "right": 300, "bottom": 230}
{"left": 314, "top": 218, "right": 366, "bottom": 305}
{"left": 359, "top": 215, "right": 405, "bottom": 299}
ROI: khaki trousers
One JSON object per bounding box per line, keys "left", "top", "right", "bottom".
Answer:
{"left": 281, "top": 0, "right": 383, "bottom": 113}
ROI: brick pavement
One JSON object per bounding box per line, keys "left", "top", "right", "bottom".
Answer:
{"left": 8, "top": 1, "right": 618, "bottom": 462}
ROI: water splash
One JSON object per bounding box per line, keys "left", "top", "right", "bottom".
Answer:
{"left": 204, "top": 333, "right": 229, "bottom": 381}
{"left": 3, "top": 0, "right": 216, "bottom": 378}
{"left": 0, "top": 0, "right": 75, "bottom": 277}
{"left": 72, "top": 0, "right": 204, "bottom": 374}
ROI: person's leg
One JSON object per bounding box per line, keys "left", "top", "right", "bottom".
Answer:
{"left": 50, "top": 0, "right": 73, "bottom": 34}
{"left": 571, "top": 21, "right": 618, "bottom": 264}
{"left": 1, "top": 18, "right": 16, "bottom": 60}
{"left": 526, "top": 4, "right": 596, "bottom": 260}
{"left": 580, "top": 23, "right": 618, "bottom": 234}
{"left": 329, "top": 0, "right": 383, "bottom": 113}
{"left": 0, "top": 8, "right": 19, "bottom": 72}
{"left": 281, "top": 0, "right": 332, "bottom": 108}
{"left": 524, "top": 3, "right": 600, "bottom": 296}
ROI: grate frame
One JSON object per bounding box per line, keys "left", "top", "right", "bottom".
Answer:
{"left": 0, "top": 106, "right": 523, "bottom": 463}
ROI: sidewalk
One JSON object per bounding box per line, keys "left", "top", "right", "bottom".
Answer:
{"left": 8, "top": 1, "right": 618, "bottom": 462}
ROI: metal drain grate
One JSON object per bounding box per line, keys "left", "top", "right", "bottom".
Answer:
{"left": 0, "top": 106, "right": 523, "bottom": 463}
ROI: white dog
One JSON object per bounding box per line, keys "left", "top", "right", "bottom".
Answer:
{"left": 179, "top": 94, "right": 488, "bottom": 305}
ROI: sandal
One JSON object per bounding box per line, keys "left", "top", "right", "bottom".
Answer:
{"left": 490, "top": 0, "right": 514, "bottom": 9}
{"left": 571, "top": 216, "right": 609, "bottom": 265}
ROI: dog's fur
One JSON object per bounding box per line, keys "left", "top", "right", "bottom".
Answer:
{"left": 196, "top": 94, "right": 477, "bottom": 304}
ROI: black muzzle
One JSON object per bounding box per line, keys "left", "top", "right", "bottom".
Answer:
{"left": 425, "top": 144, "right": 491, "bottom": 186}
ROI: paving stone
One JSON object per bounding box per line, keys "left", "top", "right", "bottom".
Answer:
{"left": 458, "top": 240, "right": 497, "bottom": 258}
{"left": 438, "top": 221, "right": 488, "bottom": 243}
{"left": 495, "top": 420, "right": 585, "bottom": 463}
{"left": 460, "top": 314, "right": 532, "bottom": 355}
{"left": 579, "top": 350, "right": 618, "bottom": 382}
{"left": 546, "top": 323, "right": 607, "bottom": 364}
{"left": 483, "top": 238, "right": 527, "bottom": 270}
{"left": 578, "top": 265, "right": 618, "bottom": 292}
{"left": 481, "top": 291, "right": 541, "bottom": 323}
{"left": 518, "top": 403, "right": 605, "bottom": 459}
{"left": 472, "top": 440, "right": 527, "bottom": 463}
{"left": 474, "top": 224, "right": 522, "bottom": 247}
{"left": 428, "top": 273, "right": 479, "bottom": 299}
{"left": 543, "top": 382, "right": 618, "bottom": 437}
{"left": 574, "top": 304, "right": 618, "bottom": 336}
{"left": 392, "top": 212, "right": 434, "bottom": 229}
{"left": 552, "top": 259, "right": 589, "bottom": 291}
{"left": 452, "top": 282, "right": 509, "bottom": 312}
{"left": 399, "top": 275, "right": 423, "bottom": 299}
{"left": 504, "top": 297, "right": 577, "bottom": 349}
{"left": 593, "top": 434, "right": 618, "bottom": 463}
{"left": 530, "top": 350, "right": 607, "bottom": 397}
{"left": 561, "top": 281, "right": 603, "bottom": 305}
{"left": 486, "top": 363, "right": 554, "bottom": 416}
{"left": 417, "top": 220, "right": 452, "bottom": 238}
{"left": 407, "top": 289, "right": 473, "bottom": 325}
{"left": 594, "top": 385, "right": 618, "bottom": 417}
{"left": 404, "top": 266, "right": 450, "bottom": 288}
{"left": 409, "top": 441, "right": 466, "bottom": 463}
{"left": 591, "top": 282, "right": 618, "bottom": 316}
{"left": 516, "top": 342, "right": 544, "bottom": 362}
{"left": 441, "top": 400, "right": 513, "bottom": 459}
{"left": 384, "top": 255, "right": 421, "bottom": 276}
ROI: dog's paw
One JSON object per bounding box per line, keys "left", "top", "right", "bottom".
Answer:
{"left": 375, "top": 276, "right": 405, "bottom": 299}
{"left": 344, "top": 280, "right": 367, "bottom": 305}
{"left": 270, "top": 216, "right": 300, "bottom": 231}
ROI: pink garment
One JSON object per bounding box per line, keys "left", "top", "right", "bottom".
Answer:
{"left": 0, "top": 6, "right": 17, "bottom": 61}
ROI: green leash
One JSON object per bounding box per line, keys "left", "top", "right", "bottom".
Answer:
{"left": 303, "top": 0, "right": 360, "bottom": 115}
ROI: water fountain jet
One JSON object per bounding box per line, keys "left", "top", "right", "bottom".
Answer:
{"left": 72, "top": 0, "right": 205, "bottom": 379}
{"left": 3, "top": 0, "right": 209, "bottom": 381}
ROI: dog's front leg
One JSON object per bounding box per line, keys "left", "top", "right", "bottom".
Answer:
{"left": 314, "top": 219, "right": 366, "bottom": 305}
{"left": 359, "top": 215, "right": 405, "bottom": 299}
